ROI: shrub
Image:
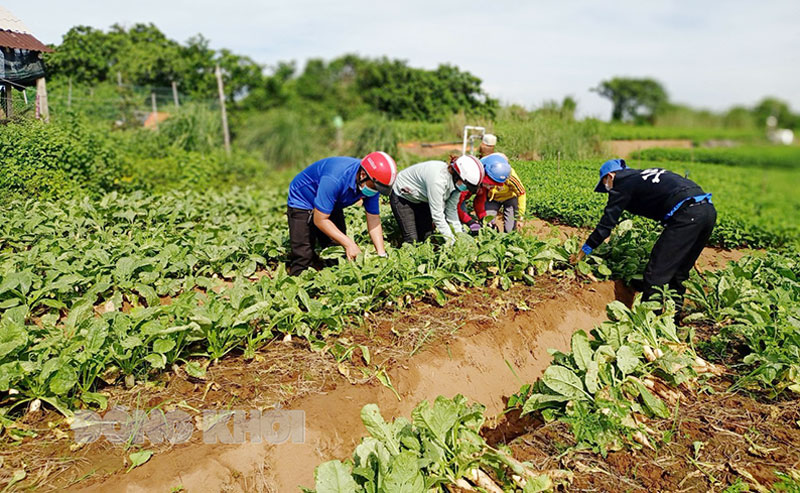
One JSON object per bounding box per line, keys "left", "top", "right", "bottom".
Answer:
{"left": 0, "top": 116, "right": 123, "bottom": 199}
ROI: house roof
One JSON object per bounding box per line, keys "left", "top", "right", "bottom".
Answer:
{"left": 0, "top": 6, "right": 53, "bottom": 52}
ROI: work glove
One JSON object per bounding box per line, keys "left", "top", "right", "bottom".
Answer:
{"left": 467, "top": 220, "right": 481, "bottom": 233}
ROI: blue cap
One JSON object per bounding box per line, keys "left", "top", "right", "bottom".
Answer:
{"left": 594, "top": 159, "right": 626, "bottom": 193}
{"left": 480, "top": 153, "right": 511, "bottom": 184}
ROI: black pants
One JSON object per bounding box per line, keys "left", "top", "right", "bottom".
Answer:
{"left": 642, "top": 201, "right": 717, "bottom": 313}
{"left": 390, "top": 192, "right": 434, "bottom": 244}
{"left": 287, "top": 206, "right": 346, "bottom": 276}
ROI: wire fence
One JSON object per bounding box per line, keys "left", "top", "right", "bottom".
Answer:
{"left": 3, "top": 80, "right": 221, "bottom": 126}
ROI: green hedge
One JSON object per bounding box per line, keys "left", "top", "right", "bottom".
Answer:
{"left": 632, "top": 145, "right": 800, "bottom": 169}
{"left": 0, "top": 114, "right": 270, "bottom": 199}
{"left": 0, "top": 117, "right": 123, "bottom": 199}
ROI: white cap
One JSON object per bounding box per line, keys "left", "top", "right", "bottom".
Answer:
{"left": 482, "top": 134, "right": 497, "bottom": 146}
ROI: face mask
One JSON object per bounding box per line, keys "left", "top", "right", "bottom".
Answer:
{"left": 456, "top": 182, "right": 468, "bottom": 192}
{"left": 361, "top": 185, "right": 379, "bottom": 197}
{"left": 604, "top": 183, "right": 612, "bottom": 192}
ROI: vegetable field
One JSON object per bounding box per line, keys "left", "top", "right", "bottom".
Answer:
{"left": 1, "top": 155, "right": 798, "bottom": 492}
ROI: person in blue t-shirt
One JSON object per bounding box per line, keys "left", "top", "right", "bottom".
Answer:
{"left": 286, "top": 152, "right": 398, "bottom": 276}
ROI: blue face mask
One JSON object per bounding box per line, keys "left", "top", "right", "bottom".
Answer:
{"left": 361, "top": 185, "right": 379, "bottom": 197}
{"left": 456, "top": 182, "right": 468, "bottom": 192}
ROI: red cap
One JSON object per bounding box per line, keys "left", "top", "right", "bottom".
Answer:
{"left": 361, "top": 151, "right": 398, "bottom": 195}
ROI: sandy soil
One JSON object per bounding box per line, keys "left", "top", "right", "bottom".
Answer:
{"left": 606, "top": 139, "right": 694, "bottom": 159}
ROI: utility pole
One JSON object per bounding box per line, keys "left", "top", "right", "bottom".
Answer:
{"left": 215, "top": 64, "right": 231, "bottom": 156}
{"left": 171, "top": 81, "right": 180, "bottom": 108}
{"left": 151, "top": 92, "right": 158, "bottom": 130}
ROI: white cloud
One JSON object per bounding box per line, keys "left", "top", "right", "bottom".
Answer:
{"left": 7, "top": 0, "right": 799, "bottom": 118}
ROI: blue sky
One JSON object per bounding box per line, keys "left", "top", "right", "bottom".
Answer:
{"left": 7, "top": 0, "right": 800, "bottom": 119}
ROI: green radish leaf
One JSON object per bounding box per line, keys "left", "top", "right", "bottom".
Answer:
{"left": 571, "top": 330, "right": 592, "bottom": 371}
{"left": 81, "top": 391, "right": 108, "bottom": 410}
{"left": 314, "top": 460, "right": 358, "bottom": 493}
{"left": 384, "top": 451, "right": 425, "bottom": 493}
{"left": 585, "top": 360, "right": 600, "bottom": 394}
{"left": 153, "top": 338, "right": 176, "bottom": 354}
{"left": 523, "top": 474, "right": 553, "bottom": 492}
{"left": 50, "top": 366, "right": 78, "bottom": 395}
{"left": 127, "top": 450, "right": 153, "bottom": 472}
{"left": 0, "top": 321, "right": 27, "bottom": 359}
{"left": 361, "top": 404, "right": 401, "bottom": 456}
{"left": 634, "top": 382, "right": 670, "bottom": 419}
{"left": 185, "top": 361, "right": 207, "bottom": 379}
{"left": 616, "top": 346, "right": 640, "bottom": 376}
{"left": 542, "top": 365, "right": 587, "bottom": 400}
{"left": 413, "top": 396, "right": 459, "bottom": 443}
{"left": 144, "top": 353, "right": 166, "bottom": 369}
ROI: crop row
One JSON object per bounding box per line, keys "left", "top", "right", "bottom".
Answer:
{"left": 308, "top": 251, "right": 800, "bottom": 492}
{"left": 0, "top": 189, "right": 611, "bottom": 419}
{"left": 632, "top": 145, "right": 800, "bottom": 170}
{"left": 601, "top": 124, "right": 761, "bottom": 142}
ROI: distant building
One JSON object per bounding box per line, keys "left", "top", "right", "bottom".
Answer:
{"left": 0, "top": 6, "right": 53, "bottom": 120}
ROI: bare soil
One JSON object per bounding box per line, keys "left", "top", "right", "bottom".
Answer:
{"left": 606, "top": 139, "right": 694, "bottom": 159}
{"left": 397, "top": 141, "right": 462, "bottom": 159}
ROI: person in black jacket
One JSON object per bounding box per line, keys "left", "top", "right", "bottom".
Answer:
{"left": 572, "top": 159, "right": 717, "bottom": 319}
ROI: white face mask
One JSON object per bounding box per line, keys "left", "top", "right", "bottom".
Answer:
{"left": 604, "top": 183, "right": 612, "bottom": 192}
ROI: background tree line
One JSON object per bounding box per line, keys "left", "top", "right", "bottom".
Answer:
{"left": 43, "top": 24, "right": 498, "bottom": 123}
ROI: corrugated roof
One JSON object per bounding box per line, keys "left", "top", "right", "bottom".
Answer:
{"left": 0, "top": 31, "right": 52, "bottom": 52}
{"left": 0, "top": 6, "right": 32, "bottom": 34}
{"left": 0, "top": 6, "right": 52, "bottom": 52}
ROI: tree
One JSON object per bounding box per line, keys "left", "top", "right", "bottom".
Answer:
{"left": 752, "top": 97, "right": 796, "bottom": 129}
{"left": 592, "top": 77, "right": 668, "bottom": 123}
{"left": 43, "top": 26, "right": 117, "bottom": 84}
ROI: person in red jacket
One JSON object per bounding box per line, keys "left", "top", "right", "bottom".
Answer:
{"left": 457, "top": 153, "right": 511, "bottom": 232}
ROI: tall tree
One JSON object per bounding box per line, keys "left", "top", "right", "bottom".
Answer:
{"left": 592, "top": 77, "right": 668, "bottom": 123}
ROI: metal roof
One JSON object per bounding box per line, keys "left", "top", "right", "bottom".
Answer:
{"left": 0, "top": 31, "right": 52, "bottom": 52}
{"left": 0, "top": 6, "right": 52, "bottom": 52}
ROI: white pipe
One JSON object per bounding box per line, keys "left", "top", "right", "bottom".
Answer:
{"left": 462, "top": 125, "right": 485, "bottom": 155}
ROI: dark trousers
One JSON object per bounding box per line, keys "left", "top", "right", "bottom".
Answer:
{"left": 287, "top": 206, "right": 346, "bottom": 276}
{"left": 642, "top": 201, "right": 717, "bottom": 313}
{"left": 485, "top": 196, "right": 519, "bottom": 233}
{"left": 390, "top": 192, "right": 434, "bottom": 244}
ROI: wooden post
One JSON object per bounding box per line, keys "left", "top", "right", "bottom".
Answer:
{"left": 117, "top": 71, "right": 122, "bottom": 87}
{"left": 215, "top": 64, "right": 231, "bottom": 156}
{"left": 67, "top": 77, "right": 72, "bottom": 108}
{"left": 36, "top": 78, "right": 49, "bottom": 122}
{"left": 171, "top": 81, "right": 180, "bottom": 108}
{"left": 151, "top": 92, "right": 158, "bottom": 130}
{"left": 3, "top": 83, "right": 12, "bottom": 119}
{"left": 557, "top": 151, "right": 561, "bottom": 175}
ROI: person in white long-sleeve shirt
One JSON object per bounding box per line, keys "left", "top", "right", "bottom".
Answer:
{"left": 390, "top": 155, "right": 484, "bottom": 244}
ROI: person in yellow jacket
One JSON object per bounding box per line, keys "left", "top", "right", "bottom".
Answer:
{"left": 484, "top": 165, "right": 526, "bottom": 232}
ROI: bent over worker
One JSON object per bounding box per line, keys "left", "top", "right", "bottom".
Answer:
{"left": 287, "top": 152, "right": 397, "bottom": 275}
{"left": 390, "top": 155, "right": 484, "bottom": 244}
{"left": 573, "top": 159, "right": 716, "bottom": 319}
